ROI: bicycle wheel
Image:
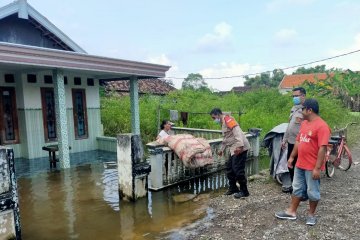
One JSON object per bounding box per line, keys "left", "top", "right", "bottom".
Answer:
{"left": 275, "top": 174, "right": 282, "bottom": 185}
{"left": 338, "top": 145, "right": 352, "bottom": 171}
{"left": 325, "top": 153, "right": 336, "bottom": 178}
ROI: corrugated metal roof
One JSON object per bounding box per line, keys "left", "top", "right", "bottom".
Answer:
{"left": 0, "top": 43, "right": 170, "bottom": 79}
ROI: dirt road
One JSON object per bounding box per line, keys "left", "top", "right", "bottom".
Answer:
{"left": 183, "top": 142, "right": 360, "bottom": 240}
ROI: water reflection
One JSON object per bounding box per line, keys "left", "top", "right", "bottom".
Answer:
{"left": 17, "top": 159, "right": 228, "bottom": 240}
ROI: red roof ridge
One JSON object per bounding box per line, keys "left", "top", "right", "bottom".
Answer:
{"left": 279, "top": 72, "right": 334, "bottom": 89}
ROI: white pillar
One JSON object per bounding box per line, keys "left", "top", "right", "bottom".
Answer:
{"left": 129, "top": 76, "right": 140, "bottom": 135}
{"left": 117, "top": 134, "right": 149, "bottom": 201}
{"left": 117, "top": 134, "right": 132, "bottom": 201}
{"left": 53, "top": 69, "right": 70, "bottom": 168}
{"left": 148, "top": 146, "right": 164, "bottom": 190}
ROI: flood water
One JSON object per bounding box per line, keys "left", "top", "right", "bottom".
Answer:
{"left": 15, "top": 153, "right": 228, "bottom": 240}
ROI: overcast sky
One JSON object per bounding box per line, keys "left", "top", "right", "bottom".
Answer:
{"left": 3, "top": 0, "right": 360, "bottom": 90}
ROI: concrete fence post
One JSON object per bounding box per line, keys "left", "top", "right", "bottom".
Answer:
{"left": 117, "top": 134, "right": 151, "bottom": 201}
{"left": 0, "top": 147, "right": 21, "bottom": 239}
{"left": 248, "top": 128, "right": 262, "bottom": 175}
{"left": 148, "top": 146, "right": 164, "bottom": 190}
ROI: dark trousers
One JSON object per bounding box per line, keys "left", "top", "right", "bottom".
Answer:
{"left": 226, "top": 150, "right": 248, "bottom": 193}
{"left": 287, "top": 143, "right": 297, "bottom": 182}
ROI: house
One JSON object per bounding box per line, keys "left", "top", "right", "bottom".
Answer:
{"left": 231, "top": 86, "right": 253, "bottom": 93}
{"left": 104, "top": 79, "right": 176, "bottom": 96}
{"left": 216, "top": 86, "right": 253, "bottom": 95}
{"left": 278, "top": 73, "right": 333, "bottom": 94}
{"left": 0, "top": 0, "right": 170, "bottom": 167}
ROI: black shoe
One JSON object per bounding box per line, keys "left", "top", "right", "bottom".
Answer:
{"left": 223, "top": 189, "right": 239, "bottom": 195}
{"left": 233, "top": 191, "right": 250, "bottom": 199}
{"left": 282, "top": 187, "right": 293, "bottom": 194}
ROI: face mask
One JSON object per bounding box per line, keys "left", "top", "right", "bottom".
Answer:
{"left": 214, "top": 118, "right": 221, "bottom": 124}
{"left": 293, "top": 96, "right": 301, "bottom": 105}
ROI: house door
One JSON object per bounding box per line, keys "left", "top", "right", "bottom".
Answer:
{"left": 0, "top": 87, "right": 19, "bottom": 145}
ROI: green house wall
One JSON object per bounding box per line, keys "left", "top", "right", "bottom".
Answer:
{"left": 1, "top": 71, "right": 103, "bottom": 159}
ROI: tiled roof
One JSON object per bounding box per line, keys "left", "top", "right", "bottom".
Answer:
{"left": 279, "top": 73, "right": 334, "bottom": 89}
{"left": 104, "top": 79, "right": 176, "bottom": 95}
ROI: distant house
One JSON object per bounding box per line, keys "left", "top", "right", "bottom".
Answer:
{"left": 278, "top": 73, "right": 333, "bottom": 94}
{"left": 216, "top": 86, "right": 253, "bottom": 95}
{"left": 0, "top": 0, "right": 169, "bottom": 165}
{"left": 231, "top": 86, "right": 253, "bottom": 93}
{"left": 104, "top": 79, "right": 176, "bottom": 96}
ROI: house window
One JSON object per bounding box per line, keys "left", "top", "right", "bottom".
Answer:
{"left": 4, "top": 74, "right": 15, "bottom": 83}
{"left": 72, "top": 89, "right": 88, "bottom": 139}
{"left": 44, "top": 75, "right": 53, "bottom": 84}
{"left": 0, "top": 87, "right": 19, "bottom": 144}
{"left": 87, "top": 78, "right": 94, "bottom": 86}
{"left": 74, "top": 77, "right": 81, "bottom": 85}
{"left": 41, "top": 88, "right": 57, "bottom": 142}
{"left": 27, "top": 74, "right": 37, "bottom": 83}
{"left": 64, "top": 76, "right": 68, "bottom": 85}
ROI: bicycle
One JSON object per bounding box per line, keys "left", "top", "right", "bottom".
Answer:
{"left": 325, "top": 122, "right": 358, "bottom": 178}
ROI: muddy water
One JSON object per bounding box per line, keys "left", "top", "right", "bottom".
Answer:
{"left": 17, "top": 162, "right": 228, "bottom": 240}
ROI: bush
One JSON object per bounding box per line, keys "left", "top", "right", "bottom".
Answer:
{"left": 101, "top": 88, "right": 358, "bottom": 143}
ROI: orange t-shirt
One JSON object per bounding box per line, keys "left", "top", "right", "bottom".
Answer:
{"left": 295, "top": 117, "right": 331, "bottom": 171}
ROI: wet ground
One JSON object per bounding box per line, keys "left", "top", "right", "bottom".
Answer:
{"left": 15, "top": 152, "right": 229, "bottom": 240}
{"left": 180, "top": 142, "right": 360, "bottom": 240}
{"left": 16, "top": 142, "right": 360, "bottom": 240}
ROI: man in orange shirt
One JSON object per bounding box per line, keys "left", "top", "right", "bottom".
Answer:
{"left": 275, "top": 99, "right": 331, "bottom": 226}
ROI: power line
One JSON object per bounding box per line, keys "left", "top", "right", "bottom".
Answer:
{"left": 165, "top": 48, "right": 360, "bottom": 80}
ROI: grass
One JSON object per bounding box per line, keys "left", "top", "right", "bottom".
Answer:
{"left": 346, "top": 124, "right": 360, "bottom": 147}
{"left": 258, "top": 150, "right": 271, "bottom": 171}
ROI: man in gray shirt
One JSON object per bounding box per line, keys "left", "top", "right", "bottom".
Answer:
{"left": 282, "top": 87, "right": 306, "bottom": 188}
{"left": 210, "top": 108, "right": 251, "bottom": 199}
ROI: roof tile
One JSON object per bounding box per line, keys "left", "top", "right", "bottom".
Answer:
{"left": 105, "top": 79, "right": 176, "bottom": 95}
{"left": 279, "top": 73, "right": 334, "bottom": 88}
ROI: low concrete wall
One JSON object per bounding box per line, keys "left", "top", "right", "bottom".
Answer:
{"left": 97, "top": 136, "right": 117, "bottom": 152}
{"left": 171, "top": 127, "right": 222, "bottom": 140}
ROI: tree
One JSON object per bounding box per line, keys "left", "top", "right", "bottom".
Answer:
{"left": 163, "top": 78, "right": 174, "bottom": 87}
{"left": 292, "top": 65, "right": 327, "bottom": 74}
{"left": 244, "top": 73, "right": 270, "bottom": 87}
{"left": 182, "top": 73, "right": 209, "bottom": 90}
{"left": 244, "top": 69, "right": 284, "bottom": 88}
{"left": 271, "top": 69, "right": 285, "bottom": 87}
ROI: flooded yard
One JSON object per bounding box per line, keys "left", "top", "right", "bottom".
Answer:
{"left": 15, "top": 151, "right": 228, "bottom": 240}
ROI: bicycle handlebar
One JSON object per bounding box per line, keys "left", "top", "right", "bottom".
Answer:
{"left": 345, "top": 122, "right": 358, "bottom": 129}
{"left": 334, "top": 122, "right": 358, "bottom": 133}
